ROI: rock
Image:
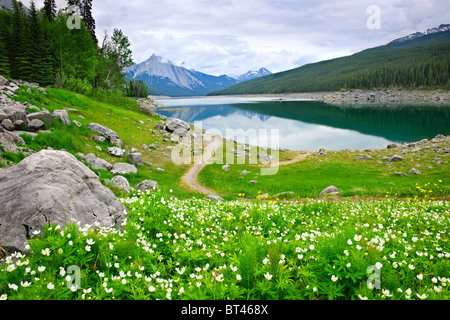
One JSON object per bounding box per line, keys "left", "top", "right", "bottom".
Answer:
{"left": 320, "top": 186, "right": 340, "bottom": 197}
{"left": 155, "top": 168, "right": 165, "bottom": 172}
{"left": 154, "top": 123, "right": 165, "bottom": 131}
{"left": 0, "top": 130, "right": 25, "bottom": 152}
{"left": 27, "top": 110, "right": 52, "bottom": 127}
{"left": 1, "top": 119, "right": 15, "bottom": 131}
{"left": 387, "top": 143, "right": 398, "bottom": 149}
{"left": 240, "top": 170, "right": 251, "bottom": 175}
{"left": 27, "top": 119, "right": 46, "bottom": 131}
{"left": 0, "top": 150, "right": 126, "bottom": 253}
{"left": 0, "top": 100, "right": 27, "bottom": 122}
{"left": 37, "top": 87, "right": 47, "bottom": 94}
{"left": 444, "top": 148, "right": 450, "bottom": 154}
{"left": 127, "top": 152, "right": 144, "bottom": 166}
{"left": 222, "top": 164, "right": 231, "bottom": 172}
{"left": 135, "top": 180, "right": 159, "bottom": 192}
{"left": 73, "top": 120, "right": 82, "bottom": 128}
{"left": 409, "top": 168, "right": 422, "bottom": 175}
{"left": 108, "top": 147, "right": 127, "bottom": 158}
{"left": 52, "top": 110, "right": 71, "bottom": 125}
{"left": 92, "top": 136, "right": 106, "bottom": 143}
{"left": 395, "top": 172, "right": 408, "bottom": 176}
{"left": 0, "top": 75, "right": 8, "bottom": 86}
{"left": 110, "top": 137, "right": 123, "bottom": 148}
{"left": 12, "top": 120, "right": 26, "bottom": 130}
{"left": 0, "top": 109, "right": 6, "bottom": 122}
{"left": 258, "top": 154, "right": 274, "bottom": 162}
{"left": 87, "top": 123, "right": 120, "bottom": 142}
{"left": 165, "top": 118, "right": 191, "bottom": 137}
{"left": 148, "top": 144, "right": 159, "bottom": 149}
{"left": 434, "top": 134, "right": 445, "bottom": 140}
{"left": 206, "top": 195, "right": 224, "bottom": 202}
{"left": 389, "top": 155, "right": 404, "bottom": 162}
{"left": 84, "top": 153, "right": 113, "bottom": 171}
{"left": 110, "top": 176, "right": 131, "bottom": 193}
{"left": 354, "top": 154, "right": 373, "bottom": 161}
{"left": 111, "top": 163, "right": 137, "bottom": 175}
{"left": 249, "top": 180, "right": 257, "bottom": 185}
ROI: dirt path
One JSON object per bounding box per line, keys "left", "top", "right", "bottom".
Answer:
{"left": 181, "top": 134, "right": 223, "bottom": 195}
{"left": 182, "top": 139, "right": 311, "bottom": 195}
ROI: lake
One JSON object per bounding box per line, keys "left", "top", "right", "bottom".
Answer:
{"left": 154, "top": 97, "right": 450, "bottom": 151}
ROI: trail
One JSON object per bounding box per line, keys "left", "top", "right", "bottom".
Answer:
{"left": 181, "top": 138, "right": 311, "bottom": 195}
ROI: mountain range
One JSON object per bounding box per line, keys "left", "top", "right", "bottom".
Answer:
{"left": 0, "top": 0, "right": 28, "bottom": 12}
{"left": 124, "top": 55, "right": 271, "bottom": 97}
{"left": 211, "top": 24, "right": 450, "bottom": 95}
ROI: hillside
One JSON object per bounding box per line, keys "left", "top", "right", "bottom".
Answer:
{"left": 210, "top": 29, "right": 450, "bottom": 95}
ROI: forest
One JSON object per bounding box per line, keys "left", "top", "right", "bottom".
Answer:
{"left": 0, "top": 0, "right": 147, "bottom": 98}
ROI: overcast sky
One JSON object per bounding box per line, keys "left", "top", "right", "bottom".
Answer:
{"left": 24, "top": 0, "right": 450, "bottom": 76}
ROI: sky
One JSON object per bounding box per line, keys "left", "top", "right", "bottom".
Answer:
{"left": 23, "top": 0, "right": 450, "bottom": 76}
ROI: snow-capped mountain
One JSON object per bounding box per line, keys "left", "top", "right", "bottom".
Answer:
{"left": 125, "top": 54, "right": 239, "bottom": 96}
{"left": 390, "top": 24, "right": 450, "bottom": 44}
{"left": 235, "top": 68, "right": 272, "bottom": 82}
{"left": 124, "top": 54, "right": 270, "bottom": 97}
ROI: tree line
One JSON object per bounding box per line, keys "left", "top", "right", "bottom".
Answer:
{"left": 0, "top": 0, "right": 147, "bottom": 98}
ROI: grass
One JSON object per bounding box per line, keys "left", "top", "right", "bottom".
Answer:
{"left": 1, "top": 189, "right": 449, "bottom": 300}
{"left": 199, "top": 147, "right": 450, "bottom": 200}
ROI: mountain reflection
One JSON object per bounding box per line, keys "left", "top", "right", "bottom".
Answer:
{"left": 155, "top": 98, "right": 450, "bottom": 151}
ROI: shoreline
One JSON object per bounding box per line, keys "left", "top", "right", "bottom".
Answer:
{"left": 149, "top": 88, "right": 450, "bottom": 105}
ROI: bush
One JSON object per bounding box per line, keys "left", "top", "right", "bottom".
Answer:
{"left": 64, "top": 77, "right": 93, "bottom": 96}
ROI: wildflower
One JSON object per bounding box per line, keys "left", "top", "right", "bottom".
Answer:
{"left": 416, "top": 293, "right": 428, "bottom": 300}
{"left": 375, "top": 262, "right": 383, "bottom": 270}
{"left": 382, "top": 289, "right": 392, "bottom": 298}
{"left": 38, "top": 266, "right": 46, "bottom": 272}
{"left": 417, "top": 274, "right": 423, "bottom": 281}
{"left": 41, "top": 248, "right": 50, "bottom": 256}
{"left": 6, "top": 264, "right": 15, "bottom": 272}
{"left": 264, "top": 272, "right": 273, "bottom": 280}
{"left": 354, "top": 235, "right": 362, "bottom": 242}
{"left": 85, "top": 245, "right": 91, "bottom": 252}
{"left": 47, "top": 283, "right": 55, "bottom": 290}
{"left": 347, "top": 239, "right": 353, "bottom": 245}
{"left": 8, "top": 284, "right": 18, "bottom": 291}
{"left": 331, "top": 275, "right": 338, "bottom": 282}
{"left": 298, "top": 254, "right": 304, "bottom": 260}
{"left": 408, "top": 264, "right": 415, "bottom": 270}
{"left": 70, "top": 286, "right": 78, "bottom": 292}
{"left": 148, "top": 286, "right": 156, "bottom": 292}
{"left": 358, "top": 295, "right": 368, "bottom": 300}
{"left": 87, "top": 239, "right": 95, "bottom": 245}
{"left": 21, "top": 281, "right": 31, "bottom": 287}
{"left": 236, "top": 275, "right": 242, "bottom": 281}
{"left": 0, "top": 295, "right": 7, "bottom": 300}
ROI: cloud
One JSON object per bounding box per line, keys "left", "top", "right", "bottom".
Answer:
{"left": 22, "top": 0, "right": 450, "bottom": 76}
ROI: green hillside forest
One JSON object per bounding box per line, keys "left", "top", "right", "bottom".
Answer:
{"left": 210, "top": 30, "right": 450, "bottom": 95}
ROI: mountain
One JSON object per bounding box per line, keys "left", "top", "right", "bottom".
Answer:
{"left": 236, "top": 68, "right": 272, "bottom": 82}
{"left": 0, "top": 0, "right": 28, "bottom": 12}
{"left": 125, "top": 54, "right": 240, "bottom": 97}
{"left": 390, "top": 24, "right": 450, "bottom": 44}
{"left": 210, "top": 25, "right": 450, "bottom": 96}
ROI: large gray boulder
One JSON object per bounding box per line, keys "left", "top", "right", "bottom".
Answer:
{"left": 165, "top": 118, "right": 190, "bottom": 137}
{"left": 320, "top": 186, "right": 340, "bottom": 197}
{"left": 87, "top": 123, "right": 120, "bottom": 141}
{"left": 111, "top": 162, "right": 138, "bottom": 175}
{"left": 0, "top": 150, "right": 126, "bottom": 253}
{"left": 27, "top": 110, "right": 52, "bottom": 127}
{"left": 52, "top": 109, "right": 71, "bottom": 125}
{"left": 127, "top": 152, "right": 143, "bottom": 166}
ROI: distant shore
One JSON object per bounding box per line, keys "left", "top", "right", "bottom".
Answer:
{"left": 149, "top": 89, "right": 450, "bottom": 105}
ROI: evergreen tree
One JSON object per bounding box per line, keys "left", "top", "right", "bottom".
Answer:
{"left": 10, "top": 0, "right": 31, "bottom": 80}
{"left": 0, "top": 11, "right": 11, "bottom": 76}
{"left": 43, "top": 0, "right": 57, "bottom": 22}
{"left": 80, "top": 0, "right": 97, "bottom": 43}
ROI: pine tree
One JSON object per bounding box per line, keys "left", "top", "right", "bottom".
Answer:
{"left": 0, "top": 12, "right": 11, "bottom": 76}
{"left": 80, "top": 0, "right": 97, "bottom": 43}
{"left": 43, "top": 0, "right": 57, "bottom": 22}
{"left": 10, "top": 0, "right": 31, "bottom": 80}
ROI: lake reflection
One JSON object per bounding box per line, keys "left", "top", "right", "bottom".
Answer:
{"left": 154, "top": 97, "right": 450, "bottom": 151}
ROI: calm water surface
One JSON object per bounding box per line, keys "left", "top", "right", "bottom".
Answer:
{"left": 154, "top": 97, "right": 450, "bottom": 151}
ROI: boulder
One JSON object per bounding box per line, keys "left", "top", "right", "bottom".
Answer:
{"left": 127, "top": 152, "right": 144, "bottom": 166}
{"left": 206, "top": 195, "right": 224, "bottom": 202}
{"left": 409, "top": 168, "right": 422, "bottom": 175}
{"left": 27, "top": 119, "right": 46, "bottom": 131}
{"left": 87, "top": 123, "right": 120, "bottom": 142}
{"left": 111, "top": 162, "right": 138, "bottom": 175}
{"left": 1, "top": 118, "right": 15, "bottom": 131}
{"left": 0, "top": 75, "right": 8, "bottom": 86}
{"left": 222, "top": 164, "right": 231, "bottom": 172}
{"left": 387, "top": 143, "right": 398, "bottom": 149}
{"left": 0, "top": 150, "right": 126, "bottom": 253}
{"left": 108, "top": 147, "right": 127, "bottom": 158}
{"left": 27, "top": 110, "right": 52, "bottom": 127}
{"left": 110, "top": 176, "right": 131, "bottom": 193}
{"left": 258, "top": 154, "right": 274, "bottom": 163}
{"left": 84, "top": 153, "right": 113, "bottom": 171}
{"left": 135, "top": 180, "right": 159, "bottom": 192}
{"left": 320, "top": 186, "right": 340, "bottom": 197}
{"left": 52, "top": 110, "right": 71, "bottom": 125}
{"left": 389, "top": 155, "right": 404, "bottom": 162}
{"left": 0, "top": 100, "right": 27, "bottom": 122}
{"left": 165, "top": 118, "right": 190, "bottom": 137}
